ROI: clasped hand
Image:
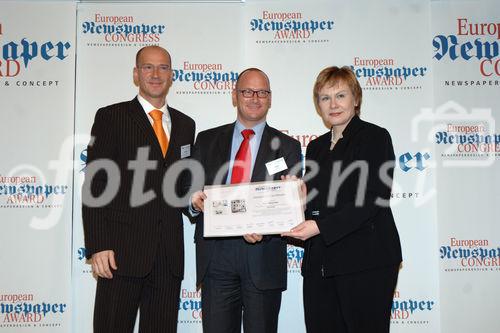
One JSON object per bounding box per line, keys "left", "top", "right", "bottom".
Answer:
{"left": 280, "top": 175, "right": 320, "bottom": 241}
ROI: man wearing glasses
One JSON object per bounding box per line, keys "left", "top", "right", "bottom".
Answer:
{"left": 83, "top": 45, "right": 195, "bottom": 332}
{"left": 188, "top": 68, "right": 302, "bottom": 332}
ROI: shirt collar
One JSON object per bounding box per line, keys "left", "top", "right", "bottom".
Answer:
{"left": 234, "top": 120, "right": 266, "bottom": 138}
{"left": 137, "top": 94, "right": 167, "bottom": 114}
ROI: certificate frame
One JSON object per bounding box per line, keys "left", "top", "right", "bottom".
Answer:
{"left": 203, "top": 179, "right": 304, "bottom": 237}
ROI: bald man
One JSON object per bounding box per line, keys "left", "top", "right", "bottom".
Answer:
{"left": 83, "top": 46, "right": 195, "bottom": 332}
{"left": 188, "top": 68, "right": 302, "bottom": 333}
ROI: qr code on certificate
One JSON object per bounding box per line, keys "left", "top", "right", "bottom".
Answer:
{"left": 212, "top": 200, "right": 229, "bottom": 215}
{"left": 231, "top": 199, "right": 247, "bottom": 213}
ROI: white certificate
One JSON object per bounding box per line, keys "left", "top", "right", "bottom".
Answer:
{"left": 203, "top": 179, "right": 304, "bottom": 237}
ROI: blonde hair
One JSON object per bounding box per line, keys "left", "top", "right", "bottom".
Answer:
{"left": 313, "top": 66, "right": 362, "bottom": 116}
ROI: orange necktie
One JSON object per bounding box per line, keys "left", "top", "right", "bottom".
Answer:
{"left": 149, "top": 109, "right": 169, "bottom": 157}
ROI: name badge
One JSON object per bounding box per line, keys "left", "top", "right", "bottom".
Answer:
{"left": 265, "top": 157, "right": 288, "bottom": 175}
{"left": 180, "top": 144, "right": 191, "bottom": 159}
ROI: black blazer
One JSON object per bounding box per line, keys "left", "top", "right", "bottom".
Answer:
{"left": 189, "top": 122, "right": 302, "bottom": 290}
{"left": 302, "top": 116, "right": 402, "bottom": 277}
{"left": 82, "top": 97, "right": 195, "bottom": 278}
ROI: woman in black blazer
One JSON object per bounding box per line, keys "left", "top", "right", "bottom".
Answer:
{"left": 283, "top": 66, "right": 402, "bottom": 333}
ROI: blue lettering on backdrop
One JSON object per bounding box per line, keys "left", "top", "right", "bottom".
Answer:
{"left": 433, "top": 35, "right": 499, "bottom": 61}
{"left": 2, "top": 38, "right": 71, "bottom": 67}
{"left": 172, "top": 69, "right": 239, "bottom": 83}
{"left": 439, "top": 246, "right": 500, "bottom": 259}
{"left": 250, "top": 19, "right": 334, "bottom": 33}
{"left": 81, "top": 21, "right": 165, "bottom": 35}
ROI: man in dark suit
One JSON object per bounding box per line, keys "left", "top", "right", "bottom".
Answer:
{"left": 188, "top": 68, "right": 302, "bottom": 333}
{"left": 82, "top": 46, "right": 195, "bottom": 333}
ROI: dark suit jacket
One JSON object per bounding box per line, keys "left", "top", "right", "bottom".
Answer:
{"left": 82, "top": 97, "right": 195, "bottom": 278}
{"left": 302, "top": 116, "right": 402, "bottom": 277}
{"left": 189, "top": 122, "right": 302, "bottom": 290}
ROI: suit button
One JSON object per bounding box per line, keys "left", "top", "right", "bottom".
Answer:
{"left": 158, "top": 219, "right": 162, "bottom": 225}
{"left": 163, "top": 162, "right": 168, "bottom": 168}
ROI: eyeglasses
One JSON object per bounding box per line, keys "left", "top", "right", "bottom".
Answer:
{"left": 139, "top": 64, "right": 172, "bottom": 73}
{"left": 238, "top": 89, "right": 271, "bottom": 99}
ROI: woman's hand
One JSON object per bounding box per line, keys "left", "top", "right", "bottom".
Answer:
{"left": 281, "top": 174, "right": 307, "bottom": 211}
{"left": 282, "top": 220, "right": 319, "bottom": 241}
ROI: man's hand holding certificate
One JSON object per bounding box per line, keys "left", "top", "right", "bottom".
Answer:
{"left": 203, "top": 179, "right": 304, "bottom": 237}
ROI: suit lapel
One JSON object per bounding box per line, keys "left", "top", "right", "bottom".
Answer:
{"left": 330, "top": 116, "right": 363, "bottom": 160}
{"left": 165, "top": 106, "right": 179, "bottom": 161}
{"left": 126, "top": 97, "right": 165, "bottom": 159}
{"left": 251, "top": 124, "right": 274, "bottom": 182}
{"left": 329, "top": 136, "right": 348, "bottom": 161}
{"left": 215, "top": 123, "right": 234, "bottom": 183}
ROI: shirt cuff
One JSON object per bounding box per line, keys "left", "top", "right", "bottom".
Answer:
{"left": 188, "top": 200, "right": 201, "bottom": 217}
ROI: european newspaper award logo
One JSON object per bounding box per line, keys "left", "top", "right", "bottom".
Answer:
{"left": 391, "top": 290, "right": 435, "bottom": 326}
{"left": 250, "top": 10, "right": 334, "bottom": 45}
{"left": 81, "top": 13, "right": 166, "bottom": 47}
{"left": 173, "top": 61, "right": 238, "bottom": 96}
{"left": 351, "top": 57, "right": 427, "bottom": 92}
{"left": 0, "top": 293, "right": 67, "bottom": 329}
{"left": 287, "top": 244, "right": 304, "bottom": 274}
{"left": 178, "top": 289, "right": 202, "bottom": 325}
{"left": 433, "top": 18, "right": 500, "bottom": 87}
{"left": 440, "top": 237, "right": 500, "bottom": 273}
{"left": 0, "top": 22, "right": 70, "bottom": 88}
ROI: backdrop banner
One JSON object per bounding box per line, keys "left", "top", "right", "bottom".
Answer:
{"left": 1, "top": 1, "right": 497, "bottom": 333}
{"left": 73, "top": 1, "right": 441, "bottom": 332}
{"left": 0, "top": 1, "right": 76, "bottom": 332}
{"left": 431, "top": 2, "right": 500, "bottom": 333}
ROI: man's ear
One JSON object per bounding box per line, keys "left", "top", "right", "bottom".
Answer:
{"left": 133, "top": 67, "right": 139, "bottom": 86}
{"left": 232, "top": 89, "right": 238, "bottom": 107}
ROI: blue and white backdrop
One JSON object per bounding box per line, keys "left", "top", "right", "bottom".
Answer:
{"left": 0, "top": 1, "right": 498, "bottom": 332}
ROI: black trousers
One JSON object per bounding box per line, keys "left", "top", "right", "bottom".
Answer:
{"left": 93, "top": 242, "right": 181, "bottom": 333}
{"left": 303, "top": 265, "right": 399, "bottom": 333}
{"left": 201, "top": 239, "right": 282, "bottom": 333}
